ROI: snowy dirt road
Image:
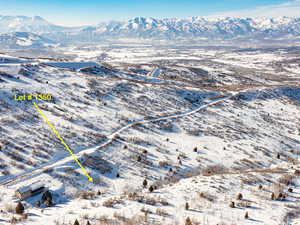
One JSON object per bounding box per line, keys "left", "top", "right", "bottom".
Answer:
{"left": 0, "top": 91, "right": 239, "bottom": 186}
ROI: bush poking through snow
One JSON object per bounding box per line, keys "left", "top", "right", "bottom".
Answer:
{"left": 202, "top": 164, "right": 228, "bottom": 175}
{"left": 158, "top": 160, "right": 169, "bottom": 168}
{"left": 102, "top": 198, "right": 124, "bottom": 208}
{"left": 79, "top": 191, "right": 95, "bottom": 200}
{"left": 149, "top": 185, "right": 154, "bottom": 193}
{"left": 143, "top": 179, "right": 148, "bottom": 188}
{"left": 271, "top": 192, "right": 275, "bottom": 200}
{"left": 277, "top": 153, "right": 281, "bottom": 159}
{"left": 237, "top": 193, "right": 243, "bottom": 200}
{"left": 272, "top": 184, "right": 287, "bottom": 200}
{"left": 137, "top": 155, "right": 142, "bottom": 162}
{"left": 185, "top": 217, "right": 193, "bottom": 225}
{"left": 185, "top": 202, "right": 189, "bottom": 210}
{"left": 44, "top": 199, "right": 53, "bottom": 207}
{"left": 278, "top": 174, "right": 295, "bottom": 186}
{"left": 156, "top": 208, "right": 169, "bottom": 217}
{"left": 229, "top": 201, "right": 235, "bottom": 208}
{"left": 15, "top": 202, "right": 24, "bottom": 214}
{"left": 42, "top": 191, "right": 53, "bottom": 207}
{"left": 198, "top": 192, "right": 214, "bottom": 202}
{"left": 73, "top": 219, "right": 80, "bottom": 225}
{"left": 245, "top": 211, "right": 249, "bottom": 219}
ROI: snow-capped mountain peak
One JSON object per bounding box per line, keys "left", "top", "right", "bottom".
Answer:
{"left": 0, "top": 15, "right": 300, "bottom": 42}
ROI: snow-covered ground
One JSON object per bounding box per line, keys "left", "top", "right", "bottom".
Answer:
{"left": 0, "top": 46, "right": 299, "bottom": 225}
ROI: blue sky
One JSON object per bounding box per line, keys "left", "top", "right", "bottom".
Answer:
{"left": 0, "top": 0, "right": 299, "bottom": 26}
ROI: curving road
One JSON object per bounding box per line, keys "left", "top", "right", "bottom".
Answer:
{"left": 0, "top": 91, "right": 239, "bottom": 186}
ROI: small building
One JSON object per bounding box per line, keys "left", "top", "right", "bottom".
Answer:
{"left": 15, "top": 183, "right": 46, "bottom": 200}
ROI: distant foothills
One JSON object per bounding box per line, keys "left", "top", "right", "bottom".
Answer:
{"left": 0, "top": 15, "right": 300, "bottom": 43}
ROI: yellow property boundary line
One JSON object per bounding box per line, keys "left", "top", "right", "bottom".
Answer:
{"left": 33, "top": 102, "right": 93, "bottom": 182}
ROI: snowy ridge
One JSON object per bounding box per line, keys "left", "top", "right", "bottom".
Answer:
{"left": 0, "top": 32, "right": 56, "bottom": 49}
{"left": 1, "top": 15, "right": 300, "bottom": 41}
{"left": 97, "top": 16, "right": 300, "bottom": 40}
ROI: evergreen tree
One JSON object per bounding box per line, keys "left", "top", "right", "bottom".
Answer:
{"left": 74, "top": 219, "right": 80, "bottom": 225}
{"left": 143, "top": 179, "right": 148, "bottom": 188}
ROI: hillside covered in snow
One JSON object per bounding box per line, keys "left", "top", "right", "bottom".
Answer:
{"left": 0, "top": 44, "right": 299, "bottom": 225}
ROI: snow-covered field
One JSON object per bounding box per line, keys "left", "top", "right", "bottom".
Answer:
{"left": 0, "top": 45, "right": 299, "bottom": 225}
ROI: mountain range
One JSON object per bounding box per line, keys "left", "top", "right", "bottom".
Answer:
{"left": 0, "top": 15, "right": 300, "bottom": 44}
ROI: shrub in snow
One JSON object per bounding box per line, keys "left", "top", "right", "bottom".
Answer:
{"left": 245, "top": 211, "right": 249, "bottom": 219}
{"left": 294, "top": 169, "right": 300, "bottom": 175}
{"left": 271, "top": 192, "right": 275, "bottom": 200}
{"left": 149, "top": 185, "right": 154, "bottom": 193}
{"left": 185, "top": 202, "right": 189, "bottom": 210}
{"left": 79, "top": 191, "right": 95, "bottom": 200}
{"left": 9, "top": 216, "right": 18, "bottom": 223}
{"left": 74, "top": 219, "right": 80, "bottom": 225}
{"left": 229, "top": 201, "right": 235, "bottom": 208}
{"left": 15, "top": 202, "right": 24, "bottom": 214}
{"left": 103, "top": 197, "right": 124, "bottom": 208}
{"left": 42, "top": 191, "right": 53, "bottom": 202}
{"left": 143, "top": 179, "right": 148, "bottom": 188}
{"left": 44, "top": 199, "right": 53, "bottom": 207}
{"left": 278, "top": 174, "right": 295, "bottom": 186}
{"left": 272, "top": 184, "right": 287, "bottom": 200}
{"left": 236, "top": 193, "right": 243, "bottom": 200}
{"left": 198, "top": 192, "right": 214, "bottom": 202}
{"left": 156, "top": 208, "right": 169, "bottom": 217}
{"left": 185, "top": 217, "right": 192, "bottom": 225}
{"left": 158, "top": 160, "right": 169, "bottom": 168}
{"left": 137, "top": 155, "right": 142, "bottom": 162}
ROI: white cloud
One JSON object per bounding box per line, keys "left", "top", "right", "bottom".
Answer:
{"left": 208, "top": 0, "right": 300, "bottom": 18}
